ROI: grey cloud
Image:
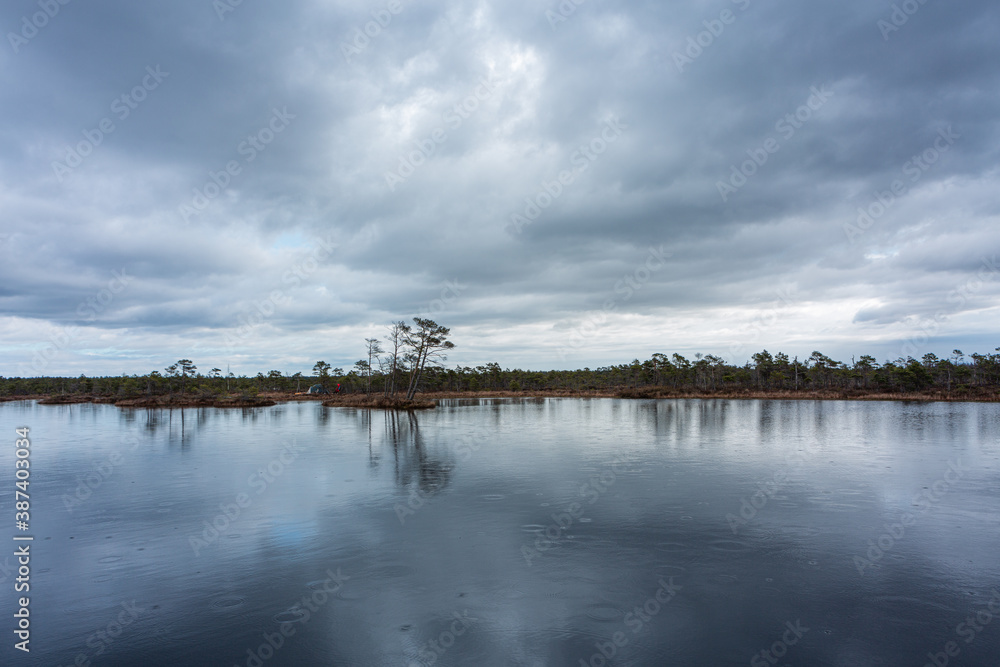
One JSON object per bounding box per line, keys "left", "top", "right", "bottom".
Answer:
{"left": 2, "top": 0, "right": 999, "bottom": 375}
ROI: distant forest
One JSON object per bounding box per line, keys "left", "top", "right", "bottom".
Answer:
{"left": 3, "top": 342, "right": 1000, "bottom": 400}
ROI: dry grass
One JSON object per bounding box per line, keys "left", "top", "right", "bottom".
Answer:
{"left": 114, "top": 396, "right": 276, "bottom": 408}
{"left": 420, "top": 389, "right": 618, "bottom": 399}
{"left": 21, "top": 386, "right": 1000, "bottom": 408}
{"left": 616, "top": 387, "right": 1000, "bottom": 402}
{"left": 321, "top": 394, "right": 436, "bottom": 410}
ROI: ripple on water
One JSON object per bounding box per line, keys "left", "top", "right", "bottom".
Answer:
{"left": 273, "top": 608, "right": 307, "bottom": 624}
{"left": 367, "top": 564, "right": 416, "bottom": 580}
{"left": 520, "top": 524, "right": 547, "bottom": 533}
{"left": 493, "top": 586, "right": 526, "bottom": 600}
{"left": 97, "top": 555, "right": 124, "bottom": 564}
{"left": 584, "top": 603, "right": 625, "bottom": 622}
{"left": 211, "top": 596, "right": 246, "bottom": 610}
{"left": 654, "top": 542, "right": 689, "bottom": 553}
{"left": 653, "top": 564, "right": 687, "bottom": 577}
{"left": 481, "top": 494, "right": 506, "bottom": 502}
{"left": 708, "top": 539, "right": 753, "bottom": 553}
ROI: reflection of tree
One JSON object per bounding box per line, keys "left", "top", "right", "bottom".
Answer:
{"left": 127, "top": 407, "right": 210, "bottom": 450}
{"left": 380, "top": 411, "right": 453, "bottom": 497}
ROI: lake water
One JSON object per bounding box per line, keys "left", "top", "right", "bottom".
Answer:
{"left": 1, "top": 398, "right": 999, "bottom": 666}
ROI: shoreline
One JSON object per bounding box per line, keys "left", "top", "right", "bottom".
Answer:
{"left": 2, "top": 387, "right": 998, "bottom": 408}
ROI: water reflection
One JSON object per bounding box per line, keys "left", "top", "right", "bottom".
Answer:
{"left": 2, "top": 398, "right": 998, "bottom": 666}
{"left": 351, "top": 409, "right": 455, "bottom": 497}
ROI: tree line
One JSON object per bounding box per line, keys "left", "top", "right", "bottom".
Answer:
{"left": 2, "top": 328, "right": 1000, "bottom": 399}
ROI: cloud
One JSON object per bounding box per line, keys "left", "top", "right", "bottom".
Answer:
{"left": 1, "top": 0, "right": 999, "bottom": 375}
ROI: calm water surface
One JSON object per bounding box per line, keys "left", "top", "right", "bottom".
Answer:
{"left": 1, "top": 398, "right": 999, "bottom": 666}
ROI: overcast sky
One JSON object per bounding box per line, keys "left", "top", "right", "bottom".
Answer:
{"left": 2, "top": 0, "right": 998, "bottom": 377}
